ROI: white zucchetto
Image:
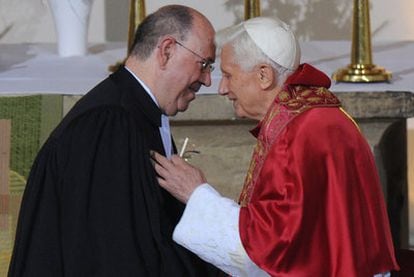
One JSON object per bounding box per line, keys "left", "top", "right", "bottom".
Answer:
{"left": 242, "top": 17, "right": 301, "bottom": 70}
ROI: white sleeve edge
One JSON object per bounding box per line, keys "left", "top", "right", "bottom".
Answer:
{"left": 173, "top": 183, "right": 268, "bottom": 277}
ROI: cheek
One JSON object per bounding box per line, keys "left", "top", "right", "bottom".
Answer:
{"left": 229, "top": 76, "right": 245, "bottom": 94}
{"left": 234, "top": 90, "right": 256, "bottom": 117}
{"left": 234, "top": 103, "right": 248, "bottom": 118}
{"left": 172, "top": 66, "right": 197, "bottom": 88}
{"left": 177, "top": 91, "right": 194, "bottom": 106}
{"left": 184, "top": 62, "right": 202, "bottom": 80}
{"left": 228, "top": 79, "right": 237, "bottom": 91}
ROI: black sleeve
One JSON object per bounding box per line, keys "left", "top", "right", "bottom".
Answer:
{"left": 9, "top": 106, "right": 221, "bottom": 276}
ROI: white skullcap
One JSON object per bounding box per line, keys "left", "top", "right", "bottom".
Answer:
{"left": 242, "top": 17, "right": 300, "bottom": 70}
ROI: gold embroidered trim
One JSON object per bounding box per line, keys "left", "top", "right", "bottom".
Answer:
{"left": 239, "top": 86, "right": 341, "bottom": 206}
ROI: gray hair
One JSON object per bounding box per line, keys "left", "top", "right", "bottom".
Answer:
{"left": 216, "top": 22, "right": 294, "bottom": 84}
{"left": 130, "top": 5, "right": 194, "bottom": 60}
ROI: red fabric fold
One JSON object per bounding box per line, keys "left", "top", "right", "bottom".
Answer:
{"left": 285, "top": 63, "right": 331, "bottom": 88}
{"left": 239, "top": 64, "right": 399, "bottom": 276}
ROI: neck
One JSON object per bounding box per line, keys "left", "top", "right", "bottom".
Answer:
{"left": 125, "top": 55, "right": 163, "bottom": 101}
{"left": 256, "top": 87, "right": 282, "bottom": 121}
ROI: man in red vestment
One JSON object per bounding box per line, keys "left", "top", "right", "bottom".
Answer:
{"left": 152, "top": 16, "right": 399, "bottom": 276}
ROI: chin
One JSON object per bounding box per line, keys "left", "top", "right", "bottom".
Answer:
{"left": 234, "top": 107, "right": 246, "bottom": 118}
{"left": 164, "top": 106, "right": 178, "bottom": 116}
{"left": 178, "top": 102, "right": 191, "bottom": 112}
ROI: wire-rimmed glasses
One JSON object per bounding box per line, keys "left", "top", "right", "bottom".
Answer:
{"left": 175, "top": 40, "right": 215, "bottom": 73}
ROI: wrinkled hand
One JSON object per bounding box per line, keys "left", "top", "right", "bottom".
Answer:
{"left": 151, "top": 151, "right": 206, "bottom": 203}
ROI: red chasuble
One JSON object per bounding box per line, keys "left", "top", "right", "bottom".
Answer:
{"left": 239, "top": 64, "right": 399, "bottom": 276}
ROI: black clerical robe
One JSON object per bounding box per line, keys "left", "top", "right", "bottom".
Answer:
{"left": 8, "top": 67, "right": 220, "bottom": 276}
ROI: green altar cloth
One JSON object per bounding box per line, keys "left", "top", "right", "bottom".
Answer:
{"left": 0, "top": 95, "right": 62, "bottom": 277}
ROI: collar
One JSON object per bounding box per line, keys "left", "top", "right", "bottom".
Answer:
{"left": 249, "top": 64, "right": 339, "bottom": 138}
{"left": 110, "top": 66, "right": 163, "bottom": 127}
{"left": 124, "top": 66, "right": 160, "bottom": 108}
{"left": 285, "top": 63, "right": 331, "bottom": 88}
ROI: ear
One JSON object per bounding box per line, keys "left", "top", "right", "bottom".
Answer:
{"left": 256, "top": 64, "right": 276, "bottom": 90}
{"left": 157, "top": 37, "right": 176, "bottom": 69}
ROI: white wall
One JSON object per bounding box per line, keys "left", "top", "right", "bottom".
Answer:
{"left": 0, "top": 0, "right": 105, "bottom": 43}
{"left": 371, "top": 0, "right": 414, "bottom": 41}
{"left": 146, "top": 0, "right": 236, "bottom": 32}
{"left": 1, "top": 0, "right": 413, "bottom": 44}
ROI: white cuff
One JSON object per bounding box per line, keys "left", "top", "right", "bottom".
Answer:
{"left": 173, "top": 183, "right": 268, "bottom": 277}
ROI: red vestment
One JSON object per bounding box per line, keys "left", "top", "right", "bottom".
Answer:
{"left": 239, "top": 64, "right": 399, "bottom": 276}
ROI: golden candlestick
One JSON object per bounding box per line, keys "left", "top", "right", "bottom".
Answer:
{"left": 109, "top": 0, "right": 146, "bottom": 72}
{"left": 244, "top": 0, "right": 261, "bottom": 20}
{"left": 127, "top": 0, "right": 146, "bottom": 54}
{"left": 332, "top": 0, "right": 391, "bottom": 82}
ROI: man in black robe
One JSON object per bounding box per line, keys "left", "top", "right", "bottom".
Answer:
{"left": 8, "top": 5, "right": 220, "bottom": 276}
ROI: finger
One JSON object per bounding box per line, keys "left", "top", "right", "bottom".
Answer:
{"left": 157, "top": 177, "right": 167, "bottom": 188}
{"left": 153, "top": 151, "right": 175, "bottom": 170}
{"left": 154, "top": 161, "right": 172, "bottom": 179}
{"left": 150, "top": 150, "right": 161, "bottom": 166}
{"left": 153, "top": 151, "right": 169, "bottom": 165}
{"left": 170, "top": 154, "right": 189, "bottom": 167}
{"left": 150, "top": 152, "right": 156, "bottom": 167}
{"left": 151, "top": 151, "right": 162, "bottom": 163}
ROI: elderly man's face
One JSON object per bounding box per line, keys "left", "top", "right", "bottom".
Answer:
{"left": 162, "top": 15, "right": 216, "bottom": 116}
{"left": 218, "top": 45, "right": 264, "bottom": 120}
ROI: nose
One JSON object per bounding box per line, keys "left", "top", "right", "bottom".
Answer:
{"left": 200, "top": 71, "right": 212, "bottom": 87}
{"left": 218, "top": 77, "right": 228, "bottom": 96}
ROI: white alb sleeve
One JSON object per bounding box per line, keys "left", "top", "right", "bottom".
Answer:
{"left": 173, "top": 183, "right": 269, "bottom": 277}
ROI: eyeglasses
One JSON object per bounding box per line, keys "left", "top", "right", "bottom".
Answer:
{"left": 175, "top": 40, "right": 215, "bottom": 73}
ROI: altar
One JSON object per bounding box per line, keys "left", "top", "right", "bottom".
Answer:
{"left": 0, "top": 41, "right": 413, "bottom": 273}
{"left": 1, "top": 41, "right": 414, "bottom": 94}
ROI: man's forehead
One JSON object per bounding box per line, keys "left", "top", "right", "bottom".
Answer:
{"left": 187, "top": 26, "right": 214, "bottom": 48}
{"left": 195, "top": 36, "right": 216, "bottom": 60}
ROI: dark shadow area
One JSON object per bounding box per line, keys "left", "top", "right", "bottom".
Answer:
{"left": 378, "top": 119, "right": 408, "bottom": 249}
{"left": 391, "top": 68, "right": 414, "bottom": 83}
{"left": 0, "top": 24, "right": 13, "bottom": 40}
{"left": 88, "top": 42, "right": 126, "bottom": 55}
{"left": 0, "top": 43, "right": 36, "bottom": 73}
{"left": 392, "top": 249, "right": 414, "bottom": 276}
